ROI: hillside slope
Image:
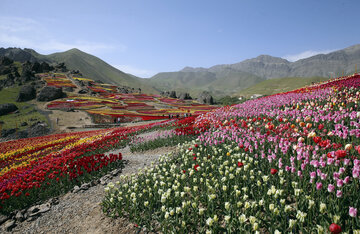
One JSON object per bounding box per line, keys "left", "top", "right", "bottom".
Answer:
{"left": 0, "top": 48, "right": 157, "bottom": 94}
{"left": 46, "top": 49, "right": 156, "bottom": 93}
{"left": 148, "top": 68, "right": 265, "bottom": 97}
{"left": 238, "top": 76, "right": 329, "bottom": 97}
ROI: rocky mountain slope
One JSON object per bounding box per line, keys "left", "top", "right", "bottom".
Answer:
{"left": 147, "top": 44, "right": 360, "bottom": 96}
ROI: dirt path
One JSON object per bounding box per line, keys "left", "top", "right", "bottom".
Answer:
{"left": 7, "top": 131, "right": 177, "bottom": 234}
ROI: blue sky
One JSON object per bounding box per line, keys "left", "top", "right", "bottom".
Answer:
{"left": 1, "top": 0, "right": 359, "bottom": 77}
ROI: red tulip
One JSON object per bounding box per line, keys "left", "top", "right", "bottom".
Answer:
{"left": 356, "top": 145, "right": 360, "bottom": 154}
{"left": 313, "top": 136, "right": 321, "bottom": 144}
{"left": 335, "top": 150, "right": 347, "bottom": 159}
{"left": 329, "top": 223, "right": 341, "bottom": 234}
{"left": 270, "top": 168, "right": 278, "bottom": 175}
{"left": 194, "top": 164, "right": 199, "bottom": 171}
{"left": 318, "top": 123, "right": 324, "bottom": 130}
{"left": 237, "top": 162, "right": 244, "bottom": 167}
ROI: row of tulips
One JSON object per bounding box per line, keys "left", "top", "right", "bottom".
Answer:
{"left": 128, "top": 116, "right": 210, "bottom": 152}
{"left": 0, "top": 119, "right": 176, "bottom": 214}
{"left": 103, "top": 74, "right": 360, "bottom": 233}
{"left": 42, "top": 73, "right": 77, "bottom": 88}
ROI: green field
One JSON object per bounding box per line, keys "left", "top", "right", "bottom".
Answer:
{"left": 238, "top": 76, "right": 329, "bottom": 98}
{"left": 0, "top": 86, "right": 48, "bottom": 131}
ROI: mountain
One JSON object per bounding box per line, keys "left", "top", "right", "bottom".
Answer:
{"left": 2, "top": 44, "right": 360, "bottom": 98}
{"left": 148, "top": 66, "right": 265, "bottom": 97}
{"left": 180, "top": 44, "right": 360, "bottom": 79}
{"left": 221, "top": 55, "right": 291, "bottom": 78}
{"left": 0, "top": 48, "right": 157, "bottom": 94}
{"left": 0, "top": 48, "right": 46, "bottom": 63}
{"left": 147, "top": 44, "right": 360, "bottom": 96}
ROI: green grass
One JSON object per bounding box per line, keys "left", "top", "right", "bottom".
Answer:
{"left": 13, "top": 61, "right": 22, "bottom": 75}
{"left": 238, "top": 76, "right": 329, "bottom": 98}
{"left": 216, "top": 95, "right": 246, "bottom": 106}
{"left": 0, "top": 86, "right": 48, "bottom": 131}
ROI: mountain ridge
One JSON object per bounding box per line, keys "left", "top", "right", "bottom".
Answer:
{"left": 1, "top": 44, "right": 360, "bottom": 97}
{"left": 171, "top": 44, "right": 360, "bottom": 79}
{"left": 0, "top": 47, "right": 157, "bottom": 94}
{"left": 147, "top": 44, "right": 360, "bottom": 96}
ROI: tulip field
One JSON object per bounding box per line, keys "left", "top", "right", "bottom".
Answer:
{"left": 0, "top": 119, "right": 192, "bottom": 214}
{"left": 102, "top": 74, "right": 360, "bottom": 233}
{"left": 41, "top": 73, "right": 77, "bottom": 88}
{"left": 45, "top": 73, "right": 217, "bottom": 122}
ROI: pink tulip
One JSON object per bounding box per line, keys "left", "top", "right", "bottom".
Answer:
{"left": 349, "top": 207, "right": 357, "bottom": 217}
{"left": 337, "top": 179, "right": 343, "bottom": 188}
{"left": 328, "top": 184, "right": 335, "bottom": 192}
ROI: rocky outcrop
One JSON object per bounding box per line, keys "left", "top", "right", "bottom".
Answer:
{"left": 0, "top": 103, "right": 18, "bottom": 116}
{"left": 54, "top": 62, "right": 67, "bottom": 73}
{"left": 28, "top": 122, "right": 50, "bottom": 137}
{"left": 63, "top": 87, "right": 74, "bottom": 92}
{"left": 16, "top": 85, "right": 36, "bottom": 102}
{"left": 0, "top": 121, "right": 50, "bottom": 140}
{"left": 78, "top": 89, "right": 88, "bottom": 94}
{"left": 40, "top": 62, "right": 53, "bottom": 72}
{"left": 0, "top": 48, "right": 39, "bottom": 62}
{"left": 71, "top": 69, "right": 82, "bottom": 76}
{"left": 197, "top": 91, "right": 214, "bottom": 105}
{"left": 0, "top": 56, "right": 13, "bottom": 66}
{"left": 37, "top": 86, "right": 66, "bottom": 102}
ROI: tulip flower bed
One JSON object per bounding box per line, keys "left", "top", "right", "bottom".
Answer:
{"left": 44, "top": 75, "right": 216, "bottom": 122}
{"left": 103, "top": 74, "right": 360, "bottom": 233}
{"left": 47, "top": 96, "right": 119, "bottom": 110}
{"left": 73, "top": 77, "right": 94, "bottom": 82}
{"left": 129, "top": 117, "right": 203, "bottom": 152}
{"left": 0, "top": 119, "right": 176, "bottom": 214}
{"left": 43, "top": 73, "right": 77, "bottom": 88}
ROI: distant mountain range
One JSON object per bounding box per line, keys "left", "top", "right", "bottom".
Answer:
{"left": 1, "top": 44, "right": 360, "bottom": 97}
{"left": 148, "top": 44, "right": 360, "bottom": 96}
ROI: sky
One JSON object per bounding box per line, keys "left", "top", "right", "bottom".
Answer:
{"left": 1, "top": 0, "right": 359, "bottom": 77}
